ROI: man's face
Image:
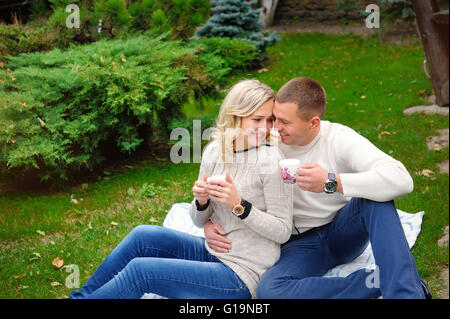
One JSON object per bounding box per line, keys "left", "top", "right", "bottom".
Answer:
{"left": 273, "top": 101, "right": 315, "bottom": 146}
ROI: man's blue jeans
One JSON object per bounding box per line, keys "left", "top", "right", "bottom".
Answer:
{"left": 257, "top": 198, "right": 425, "bottom": 299}
{"left": 70, "top": 225, "right": 251, "bottom": 299}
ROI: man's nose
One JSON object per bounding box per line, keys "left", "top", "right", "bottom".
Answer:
{"left": 274, "top": 118, "right": 282, "bottom": 130}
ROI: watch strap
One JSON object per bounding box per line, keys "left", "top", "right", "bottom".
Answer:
{"left": 195, "top": 198, "right": 210, "bottom": 211}
{"left": 238, "top": 199, "right": 252, "bottom": 220}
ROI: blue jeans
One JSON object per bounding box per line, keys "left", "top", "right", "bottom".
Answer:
{"left": 257, "top": 198, "right": 425, "bottom": 299}
{"left": 70, "top": 225, "right": 251, "bottom": 299}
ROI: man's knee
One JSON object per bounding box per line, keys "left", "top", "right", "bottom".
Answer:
{"left": 257, "top": 270, "right": 285, "bottom": 299}
{"left": 353, "top": 198, "right": 396, "bottom": 215}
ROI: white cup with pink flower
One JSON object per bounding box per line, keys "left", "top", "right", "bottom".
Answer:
{"left": 279, "top": 159, "right": 301, "bottom": 184}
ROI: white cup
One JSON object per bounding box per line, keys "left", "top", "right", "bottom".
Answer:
{"left": 207, "top": 175, "right": 226, "bottom": 184}
{"left": 279, "top": 159, "right": 301, "bottom": 184}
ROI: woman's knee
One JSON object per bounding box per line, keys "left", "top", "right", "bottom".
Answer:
{"left": 129, "top": 224, "right": 162, "bottom": 240}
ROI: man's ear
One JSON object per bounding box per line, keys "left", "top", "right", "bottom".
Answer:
{"left": 310, "top": 116, "right": 321, "bottom": 129}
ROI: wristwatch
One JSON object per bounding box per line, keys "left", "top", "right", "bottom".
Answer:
{"left": 324, "top": 173, "right": 338, "bottom": 194}
{"left": 232, "top": 199, "right": 252, "bottom": 219}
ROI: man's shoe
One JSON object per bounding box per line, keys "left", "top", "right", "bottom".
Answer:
{"left": 420, "top": 279, "right": 432, "bottom": 299}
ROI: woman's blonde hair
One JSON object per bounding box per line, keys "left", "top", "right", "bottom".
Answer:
{"left": 211, "top": 79, "right": 275, "bottom": 161}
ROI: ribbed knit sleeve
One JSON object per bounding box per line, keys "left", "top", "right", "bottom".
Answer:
{"left": 334, "top": 126, "right": 414, "bottom": 202}
{"left": 189, "top": 143, "right": 215, "bottom": 228}
{"left": 241, "top": 150, "right": 293, "bottom": 244}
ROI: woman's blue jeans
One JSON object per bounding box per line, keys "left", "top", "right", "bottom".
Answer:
{"left": 257, "top": 198, "right": 425, "bottom": 299}
{"left": 70, "top": 225, "right": 251, "bottom": 299}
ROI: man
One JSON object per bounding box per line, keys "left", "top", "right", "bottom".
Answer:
{"left": 204, "top": 77, "right": 430, "bottom": 299}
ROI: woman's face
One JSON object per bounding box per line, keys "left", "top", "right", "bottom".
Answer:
{"left": 239, "top": 99, "right": 274, "bottom": 148}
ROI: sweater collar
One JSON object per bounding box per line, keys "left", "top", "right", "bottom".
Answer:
{"left": 280, "top": 122, "right": 324, "bottom": 154}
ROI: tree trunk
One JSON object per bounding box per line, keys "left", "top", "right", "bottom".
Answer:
{"left": 260, "top": 0, "right": 279, "bottom": 27}
{"left": 412, "top": 0, "right": 449, "bottom": 106}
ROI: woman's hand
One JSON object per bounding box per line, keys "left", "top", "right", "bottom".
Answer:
{"left": 192, "top": 174, "right": 209, "bottom": 206}
{"left": 207, "top": 172, "right": 241, "bottom": 209}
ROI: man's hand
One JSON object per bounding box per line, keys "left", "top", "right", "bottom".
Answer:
{"left": 296, "top": 163, "right": 329, "bottom": 193}
{"left": 296, "top": 163, "right": 343, "bottom": 193}
{"left": 204, "top": 220, "right": 232, "bottom": 253}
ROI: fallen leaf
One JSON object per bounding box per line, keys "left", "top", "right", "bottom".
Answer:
{"left": 127, "top": 187, "right": 136, "bottom": 196}
{"left": 257, "top": 68, "right": 269, "bottom": 73}
{"left": 52, "top": 257, "right": 64, "bottom": 269}
{"left": 417, "top": 169, "right": 435, "bottom": 178}
{"left": 29, "top": 252, "right": 41, "bottom": 262}
{"left": 37, "top": 117, "right": 46, "bottom": 127}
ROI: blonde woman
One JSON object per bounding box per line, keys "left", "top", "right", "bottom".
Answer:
{"left": 70, "top": 80, "right": 292, "bottom": 299}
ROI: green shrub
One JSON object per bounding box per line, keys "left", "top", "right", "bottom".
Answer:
{"left": 92, "top": 0, "right": 131, "bottom": 37}
{"left": 0, "top": 24, "right": 58, "bottom": 61}
{"left": 0, "top": 34, "right": 192, "bottom": 182}
{"left": 128, "top": 0, "right": 156, "bottom": 31}
{"left": 1, "top": 0, "right": 211, "bottom": 61}
{"left": 189, "top": 37, "right": 259, "bottom": 84}
{"left": 0, "top": 33, "right": 257, "bottom": 184}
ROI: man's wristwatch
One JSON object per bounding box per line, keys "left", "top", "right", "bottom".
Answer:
{"left": 232, "top": 199, "right": 252, "bottom": 219}
{"left": 324, "top": 173, "right": 338, "bottom": 194}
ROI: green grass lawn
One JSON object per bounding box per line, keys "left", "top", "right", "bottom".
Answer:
{"left": 0, "top": 32, "right": 448, "bottom": 299}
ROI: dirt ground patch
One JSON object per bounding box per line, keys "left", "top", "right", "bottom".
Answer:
{"left": 437, "top": 265, "right": 449, "bottom": 299}
{"left": 270, "top": 20, "right": 418, "bottom": 44}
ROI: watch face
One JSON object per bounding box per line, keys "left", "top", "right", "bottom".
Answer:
{"left": 325, "top": 181, "right": 337, "bottom": 193}
{"left": 233, "top": 205, "right": 245, "bottom": 216}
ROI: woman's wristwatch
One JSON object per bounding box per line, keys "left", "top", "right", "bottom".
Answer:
{"left": 232, "top": 199, "right": 252, "bottom": 220}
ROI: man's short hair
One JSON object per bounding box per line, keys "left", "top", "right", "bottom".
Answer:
{"left": 276, "top": 77, "right": 326, "bottom": 120}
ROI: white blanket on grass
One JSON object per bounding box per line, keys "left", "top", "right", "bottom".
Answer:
{"left": 142, "top": 203, "right": 424, "bottom": 299}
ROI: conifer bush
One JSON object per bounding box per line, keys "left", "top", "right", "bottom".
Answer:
{"left": 0, "top": 34, "right": 257, "bottom": 183}
{"left": 196, "top": 0, "right": 280, "bottom": 52}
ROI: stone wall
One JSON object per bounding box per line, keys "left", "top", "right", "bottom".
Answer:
{"left": 274, "top": 0, "right": 366, "bottom": 23}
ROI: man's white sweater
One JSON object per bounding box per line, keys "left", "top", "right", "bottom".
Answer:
{"left": 279, "top": 120, "right": 414, "bottom": 234}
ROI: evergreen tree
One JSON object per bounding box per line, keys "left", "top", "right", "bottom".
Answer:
{"left": 196, "top": 0, "right": 280, "bottom": 52}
